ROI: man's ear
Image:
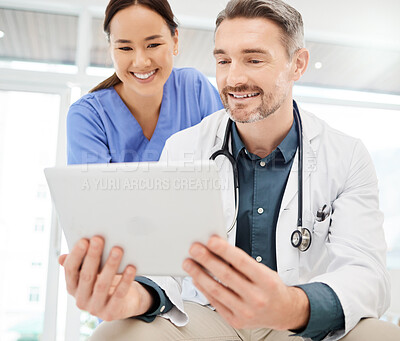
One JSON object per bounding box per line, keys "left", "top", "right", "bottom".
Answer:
{"left": 292, "top": 48, "right": 309, "bottom": 81}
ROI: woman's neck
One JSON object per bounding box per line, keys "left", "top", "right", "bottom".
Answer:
{"left": 115, "top": 83, "right": 163, "bottom": 140}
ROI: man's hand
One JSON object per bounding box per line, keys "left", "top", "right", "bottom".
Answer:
{"left": 59, "top": 236, "right": 153, "bottom": 321}
{"left": 183, "top": 235, "right": 310, "bottom": 330}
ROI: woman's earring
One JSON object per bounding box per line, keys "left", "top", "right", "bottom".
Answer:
{"left": 174, "top": 50, "right": 178, "bottom": 56}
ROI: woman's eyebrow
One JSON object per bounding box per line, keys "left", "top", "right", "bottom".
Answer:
{"left": 114, "top": 39, "right": 132, "bottom": 44}
{"left": 114, "top": 35, "right": 164, "bottom": 44}
{"left": 144, "top": 34, "right": 163, "bottom": 41}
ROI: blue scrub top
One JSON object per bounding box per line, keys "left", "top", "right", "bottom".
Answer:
{"left": 67, "top": 67, "right": 223, "bottom": 164}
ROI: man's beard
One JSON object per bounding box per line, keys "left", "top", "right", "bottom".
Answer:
{"left": 220, "top": 84, "right": 284, "bottom": 124}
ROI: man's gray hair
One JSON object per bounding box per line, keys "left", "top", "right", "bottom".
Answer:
{"left": 216, "top": 0, "right": 305, "bottom": 58}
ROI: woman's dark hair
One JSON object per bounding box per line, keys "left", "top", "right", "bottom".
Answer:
{"left": 90, "top": 0, "right": 178, "bottom": 93}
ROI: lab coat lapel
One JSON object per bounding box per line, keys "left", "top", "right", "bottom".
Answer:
{"left": 279, "top": 151, "right": 300, "bottom": 212}
{"left": 280, "top": 108, "right": 320, "bottom": 212}
{"left": 276, "top": 109, "right": 320, "bottom": 284}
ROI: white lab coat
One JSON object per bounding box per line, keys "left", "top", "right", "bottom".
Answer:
{"left": 151, "top": 108, "right": 390, "bottom": 340}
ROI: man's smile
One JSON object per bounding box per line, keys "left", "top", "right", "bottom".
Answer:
{"left": 229, "top": 92, "right": 260, "bottom": 99}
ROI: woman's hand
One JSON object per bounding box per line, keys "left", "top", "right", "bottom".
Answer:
{"left": 59, "top": 236, "right": 153, "bottom": 321}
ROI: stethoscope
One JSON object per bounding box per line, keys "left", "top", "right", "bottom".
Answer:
{"left": 210, "top": 108, "right": 312, "bottom": 252}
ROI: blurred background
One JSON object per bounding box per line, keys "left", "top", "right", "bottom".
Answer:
{"left": 0, "top": 0, "right": 399, "bottom": 340}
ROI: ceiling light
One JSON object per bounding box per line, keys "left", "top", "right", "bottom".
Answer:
{"left": 0, "top": 31, "right": 4, "bottom": 39}
{"left": 314, "top": 62, "right": 323, "bottom": 70}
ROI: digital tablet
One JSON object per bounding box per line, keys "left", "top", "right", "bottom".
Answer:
{"left": 44, "top": 161, "right": 227, "bottom": 276}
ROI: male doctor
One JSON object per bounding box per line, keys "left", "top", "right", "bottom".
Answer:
{"left": 72, "top": 0, "right": 398, "bottom": 340}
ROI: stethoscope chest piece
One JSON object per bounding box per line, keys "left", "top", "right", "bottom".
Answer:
{"left": 291, "top": 227, "right": 312, "bottom": 252}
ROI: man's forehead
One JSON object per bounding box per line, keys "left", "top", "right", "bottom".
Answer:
{"left": 214, "top": 18, "right": 282, "bottom": 56}
{"left": 216, "top": 17, "right": 282, "bottom": 35}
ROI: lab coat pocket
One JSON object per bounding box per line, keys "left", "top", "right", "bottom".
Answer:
{"left": 310, "top": 217, "right": 331, "bottom": 252}
{"left": 312, "top": 217, "right": 331, "bottom": 237}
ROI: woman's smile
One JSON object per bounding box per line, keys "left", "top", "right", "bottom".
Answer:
{"left": 130, "top": 69, "right": 159, "bottom": 82}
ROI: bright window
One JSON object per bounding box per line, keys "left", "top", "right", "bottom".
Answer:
{"left": 29, "top": 287, "right": 40, "bottom": 303}
{"left": 0, "top": 90, "right": 60, "bottom": 341}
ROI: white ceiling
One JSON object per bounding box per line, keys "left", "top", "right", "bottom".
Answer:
{"left": 2, "top": 0, "right": 399, "bottom": 48}
{"left": 0, "top": 0, "right": 399, "bottom": 94}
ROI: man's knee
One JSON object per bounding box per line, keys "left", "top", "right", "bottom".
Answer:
{"left": 89, "top": 318, "right": 176, "bottom": 341}
{"left": 342, "top": 318, "right": 400, "bottom": 341}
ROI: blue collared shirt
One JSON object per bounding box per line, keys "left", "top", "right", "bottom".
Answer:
{"left": 232, "top": 118, "right": 297, "bottom": 270}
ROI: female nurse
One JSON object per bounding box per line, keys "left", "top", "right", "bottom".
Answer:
{"left": 59, "top": 0, "right": 223, "bottom": 323}
{"left": 67, "top": 0, "right": 223, "bottom": 164}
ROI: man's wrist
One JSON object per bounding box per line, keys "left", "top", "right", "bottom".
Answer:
{"left": 133, "top": 281, "right": 155, "bottom": 316}
{"left": 286, "top": 286, "right": 310, "bottom": 330}
{"left": 292, "top": 283, "right": 345, "bottom": 339}
{"left": 133, "top": 277, "right": 174, "bottom": 322}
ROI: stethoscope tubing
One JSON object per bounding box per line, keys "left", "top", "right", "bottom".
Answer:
{"left": 210, "top": 109, "right": 311, "bottom": 251}
{"left": 210, "top": 120, "right": 239, "bottom": 235}
{"left": 293, "top": 107, "right": 303, "bottom": 229}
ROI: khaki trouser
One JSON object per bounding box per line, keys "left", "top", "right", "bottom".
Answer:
{"left": 90, "top": 302, "right": 400, "bottom": 341}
